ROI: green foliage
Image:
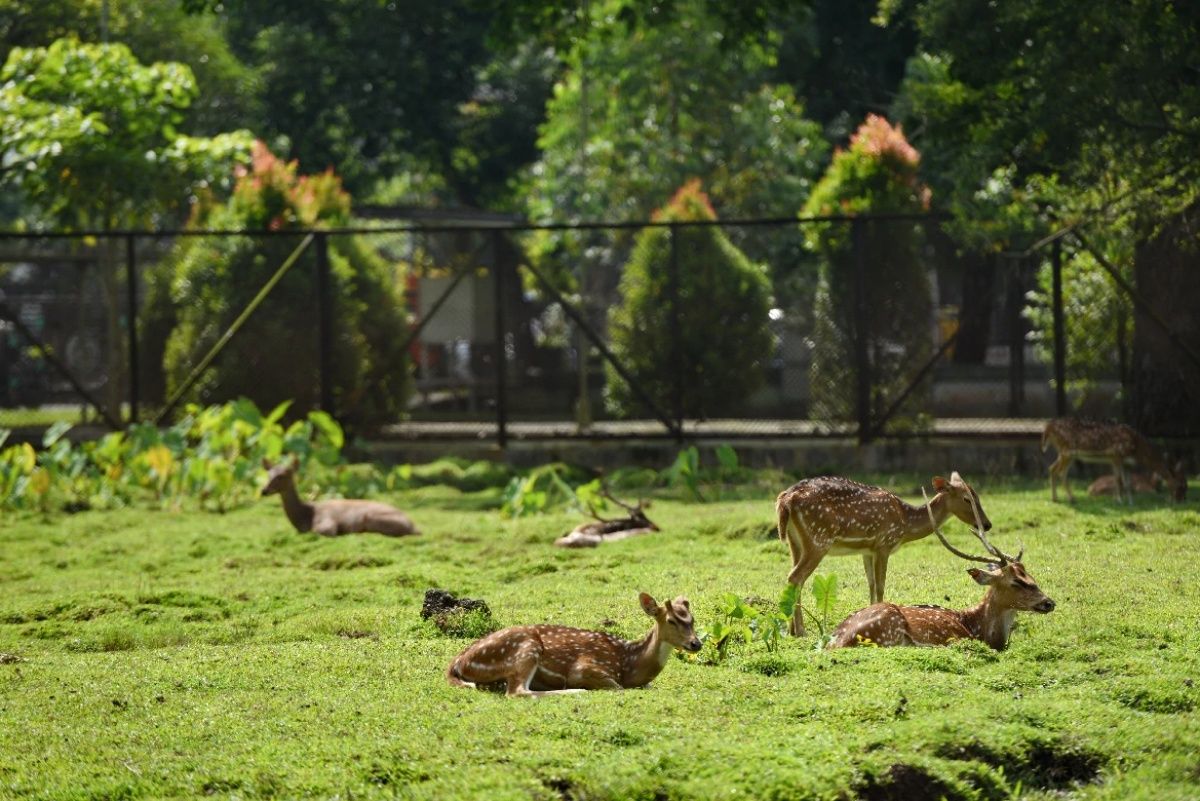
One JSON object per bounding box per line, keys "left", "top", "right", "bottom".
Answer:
{"left": 704, "top": 584, "right": 804, "bottom": 663}
{"left": 805, "top": 573, "right": 839, "bottom": 645}
{"left": 499, "top": 464, "right": 592, "bottom": 518}
{"left": 0, "top": 398, "right": 344, "bottom": 513}
{"left": 606, "top": 181, "right": 774, "bottom": 418}
{"left": 1025, "top": 246, "right": 1132, "bottom": 411}
{"left": 0, "top": 37, "right": 252, "bottom": 229}
{"left": 524, "top": 0, "right": 827, "bottom": 302}
{"left": 803, "top": 115, "right": 933, "bottom": 422}
{"left": 154, "top": 143, "right": 411, "bottom": 426}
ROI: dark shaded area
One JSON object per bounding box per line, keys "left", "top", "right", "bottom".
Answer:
{"left": 936, "top": 737, "right": 1104, "bottom": 792}
{"left": 420, "top": 589, "right": 491, "bottom": 621}
{"left": 856, "top": 763, "right": 958, "bottom": 801}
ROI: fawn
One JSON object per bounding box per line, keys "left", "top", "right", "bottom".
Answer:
{"left": 446, "top": 593, "right": 701, "bottom": 697}
{"left": 830, "top": 489, "right": 1055, "bottom": 650}
{"left": 261, "top": 457, "right": 419, "bottom": 536}
{"left": 1042, "top": 417, "right": 1185, "bottom": 504}
{"left": 776, "top": 472, "right": 991, "bottom": 635}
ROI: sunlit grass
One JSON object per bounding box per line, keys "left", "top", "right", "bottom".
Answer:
{"left": 0, "top": 473, "right": 1197, "bottom": 799}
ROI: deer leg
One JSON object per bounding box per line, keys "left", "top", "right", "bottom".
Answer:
{"left": 786, "top": 547, "right": 827, "bottom": 637}
{"left": 862, "top": 554, "right": 877, "bottom": 603}
{"left": 871, "top": 552, "right": 891, "bottom": 603}
{"left": 1053, "top": 454, "right": 1075, "bottom": 503}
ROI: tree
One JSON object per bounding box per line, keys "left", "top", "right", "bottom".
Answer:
{"left": 803, "top": 115, "right": 932, "bottom": 423}
{"left": 606, "top": 181, "right": 772, "bottom": 418}
{"left": 156, "top": 143, "right": 410, "bottom": 427}
{"left": 0, "top": 38, "right": 252, "bottom": 414}
{"left": 892, "top": 0, "right": 1200, "bottom": 431}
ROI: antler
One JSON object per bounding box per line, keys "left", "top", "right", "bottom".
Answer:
{"left": 965, "top": 492, "right": 1018, "bottom": 564}
{"left": 922, "top": 488, "right": 997, "bottom": 565}
{"left": 599, "top": 482, "right": 645, "bottom": 516}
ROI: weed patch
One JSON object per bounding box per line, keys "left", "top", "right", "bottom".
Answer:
{"left": 310, "top": 555, "right": 393, "bottom": 571}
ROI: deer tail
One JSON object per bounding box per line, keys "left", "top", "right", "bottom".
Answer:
{"left": 776, "top": 497, "right": 791, "bottom": 543}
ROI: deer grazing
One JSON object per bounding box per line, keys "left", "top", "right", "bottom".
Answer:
{"left": 1088, "top": 472, "right": 1160, "bottom": 498}
{"left": 776, "top": 472, "right": 991, "bottom": 636}
{"left": 446, "top": 593, "right": 700, "bottom": 697}
{"left": 1041, "top": 417, "right": 1186, "bottom": 504}
{"left": 829, "top": 489, "right": 1055, "bottom": 649}
{"left": 261, "top": 457, "right": 419, "bottom": 537}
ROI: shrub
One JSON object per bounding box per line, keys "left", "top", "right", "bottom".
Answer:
{"left": 606, "top": 180, "right": 773, "bottom": 418}
{"left": 154, "top": 142, "right": 410, "bottom": 427}
{"left": 802, "top": 115, "right": 933, "bottom": 422}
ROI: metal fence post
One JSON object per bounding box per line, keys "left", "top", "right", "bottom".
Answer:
{"left": 852, "top": 218, "right": 872, "bottom": 443}
{"left": 668, "top": 223, "right": 684, "bottom": 441}
{"left": 1051, "top": 239, "right": 1067, "bottom": 416}
{"left": 493, "top": 230, "right": 508, "bottom": 449}
{"left": 315, "top": 232, "right": 334, "bottom": 415}
{"left": 124, "top": 233, "right": 139, "bottom": 424}
{"left": 1008, "top": 255, "right": 1026, "bottom": 416}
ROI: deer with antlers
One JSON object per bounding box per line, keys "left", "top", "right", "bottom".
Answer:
{"left": 829, "top": 489, "right": 1055, "bottom": 649}
{"left": 446, "top": 593, "right": 701, "bottom": 697}
{"left": 1042, "top": 417, "right": 1185, "bottom": 505}
{"left": 261, "top": 457, "right": 419, "bottom": 537}
{"left": 776, "top": 472, "right": 991, "bottom": 636}
{"left": 555, "top": 486, "right": 658, "bottom": 548}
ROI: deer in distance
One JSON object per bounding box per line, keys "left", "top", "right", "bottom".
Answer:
{"left": 1041, "top": 417, "right": 1186, "bottom": 505}
{"left": 776, "top": 472, "right": 992, "bottom": 636}
{"left": 446, "top": 593, "right": 701, "bottom": 697}
{"left": 829, "top": 489, "right": 1055, "bottom": 650}
{"left": 1087, "top": 472, "right": 1160, "bottom": 498}
{"left": 554, "top": 485, "right": 658, "bottom": 548}
{"left": 261, "top": 457, "right": 419, "bottom": 537}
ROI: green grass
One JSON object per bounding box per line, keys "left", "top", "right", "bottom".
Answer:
{"left": 1, "top": 475, "right": 1198, "bottom": 800}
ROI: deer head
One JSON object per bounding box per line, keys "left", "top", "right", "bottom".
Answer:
{"left": 261, "top": 456, "right": 298, "bottom": 496}
{"left": 640, "top": 593, "right": 701, "bottom": 652}
{"left": 967, "top": 562, "right": 1056, "bottom": 613}
{"left": 931, "top": 471, "right": 992, "bottom": 531}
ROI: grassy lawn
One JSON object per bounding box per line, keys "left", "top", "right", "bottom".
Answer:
{"left": 1, "top": 472, "right": 1198, "bottom": 800}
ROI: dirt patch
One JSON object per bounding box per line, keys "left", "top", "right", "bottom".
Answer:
{"left": 0, "top": 652, "right": 23, "bottom": 664}
{"left": 936, "top": 737, "right": 1103, "bottom": 791}
{"left": 856, "top": 763, "right": 960, "bottom": 801}
{"left": 420, "top": 589, "right": 496, "bottom": 638}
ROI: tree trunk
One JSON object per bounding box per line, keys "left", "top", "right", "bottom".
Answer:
{"left": 952, "top": 249, "right": 997, "bottom": 365}
{"left": 1131, "top": 206, "right": 1200, "bottom": 436}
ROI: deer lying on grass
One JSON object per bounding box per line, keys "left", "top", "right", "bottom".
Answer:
{"left": 776, "top": 472, "right": 991, "bottom": 636}
{"left": 446, "top": 593, "right": 700, "bottom": 697}
{"left": 1042, "top": 417, "right": 1186, "bottom": 505}
{"left": 830, "top": 489, "right": 1055, "bottom": 650}
{"left": 261, "top": 458, "right": 419, "bottom": 537}
{"left": 555, "top": 487, "right": 658, "bottom": 548}
{"left": 1088, "top": 472, "right": 1160, "bottom": 498}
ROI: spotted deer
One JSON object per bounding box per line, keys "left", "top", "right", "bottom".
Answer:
{"left": 829, "top": 489, "right": 1055, "bottom": 649}
{"left": 446, "top": 593, "right": 700, "bottom": 697}
{"left": 1088, "top": 472, "right": 1159, "bottom": 498}
{"left": 261, "top": 457, "right": 419, "bottom": 536}
{"left": 776, "top": 472, "right": 991, "bottom": 636}
{"left": 1042, "top": 418, "right": 1186, "bottom": 505}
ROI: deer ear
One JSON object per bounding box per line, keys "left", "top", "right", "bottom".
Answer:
{"left": 638, "top": 593, "right": 659, "bottom": 617}
{"left": 932, "top": 476, "right": 948, "bottom": 492}
{"left": 950, "top": 471, "right": 965, "bottom": 487}
{"left": 967, "top": 567, "right": 997, "bottom": 586}
{"left": 262, "top": 458, "right": 272, "bottom": 470}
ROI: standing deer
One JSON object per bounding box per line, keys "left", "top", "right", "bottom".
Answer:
{"left": 1041, "top": 418, "right": 1186, "bottom": 504}
{"left": 446, "top": 593, "right": 700, "bottom": 697}
{"left": 830, "top": 490, "right": 1055, "bottom": 649}
{"left": 261, "top": 457, "right": 419, "bottom": 537}
{"left": 776, "top": 472, "right": 991, "bottom": 636}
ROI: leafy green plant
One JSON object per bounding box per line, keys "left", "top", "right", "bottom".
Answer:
{"left": 802, "top": 574, "right": 840, "bottom": 647}
{"left": 663, "top": 445, "right": 704, "bottom": 502}
{"left": 705, "top": 585, "right": 802, "bottom": 663}
{"left": 499, "top": 464, "right": 582, "bottom": 518}
{"left": 0, "top": 398, "right": 347, "bottom": 513}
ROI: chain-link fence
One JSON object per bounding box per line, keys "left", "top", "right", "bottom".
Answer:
{"left": 0, "top": 215, "right": 1193, "bottom": 442}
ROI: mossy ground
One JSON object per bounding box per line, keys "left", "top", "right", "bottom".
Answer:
{"left": 1, "top": 472, "right": 1198, "bottom": 800}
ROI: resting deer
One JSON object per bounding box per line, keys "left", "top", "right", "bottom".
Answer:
{"left": 1088, "top": 472, "right": 1159, "bottom": 498}
{"left": 555, "top": 486, "right": 658, "bottom": 548}
{"left": 776, "top": 472, "right": 991, "bottom": 636}
{"left": 446, "top": 593, "right": 700, "bottom": 697}
{"left": 830, "top": 489, "right": 1055, "bottom": 649}
{"left": 261, "top": 457, "right": 419, "bottom": 537}
{"left": 1042, "top": 417, "right": 1186, "bottom": 504}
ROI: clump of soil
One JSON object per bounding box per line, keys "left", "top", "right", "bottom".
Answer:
{"left": 420, "top": 589, "right": 495, "bottom": 637}
{"left": 0, "top": 653, "right": 23, "bottom": 664}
